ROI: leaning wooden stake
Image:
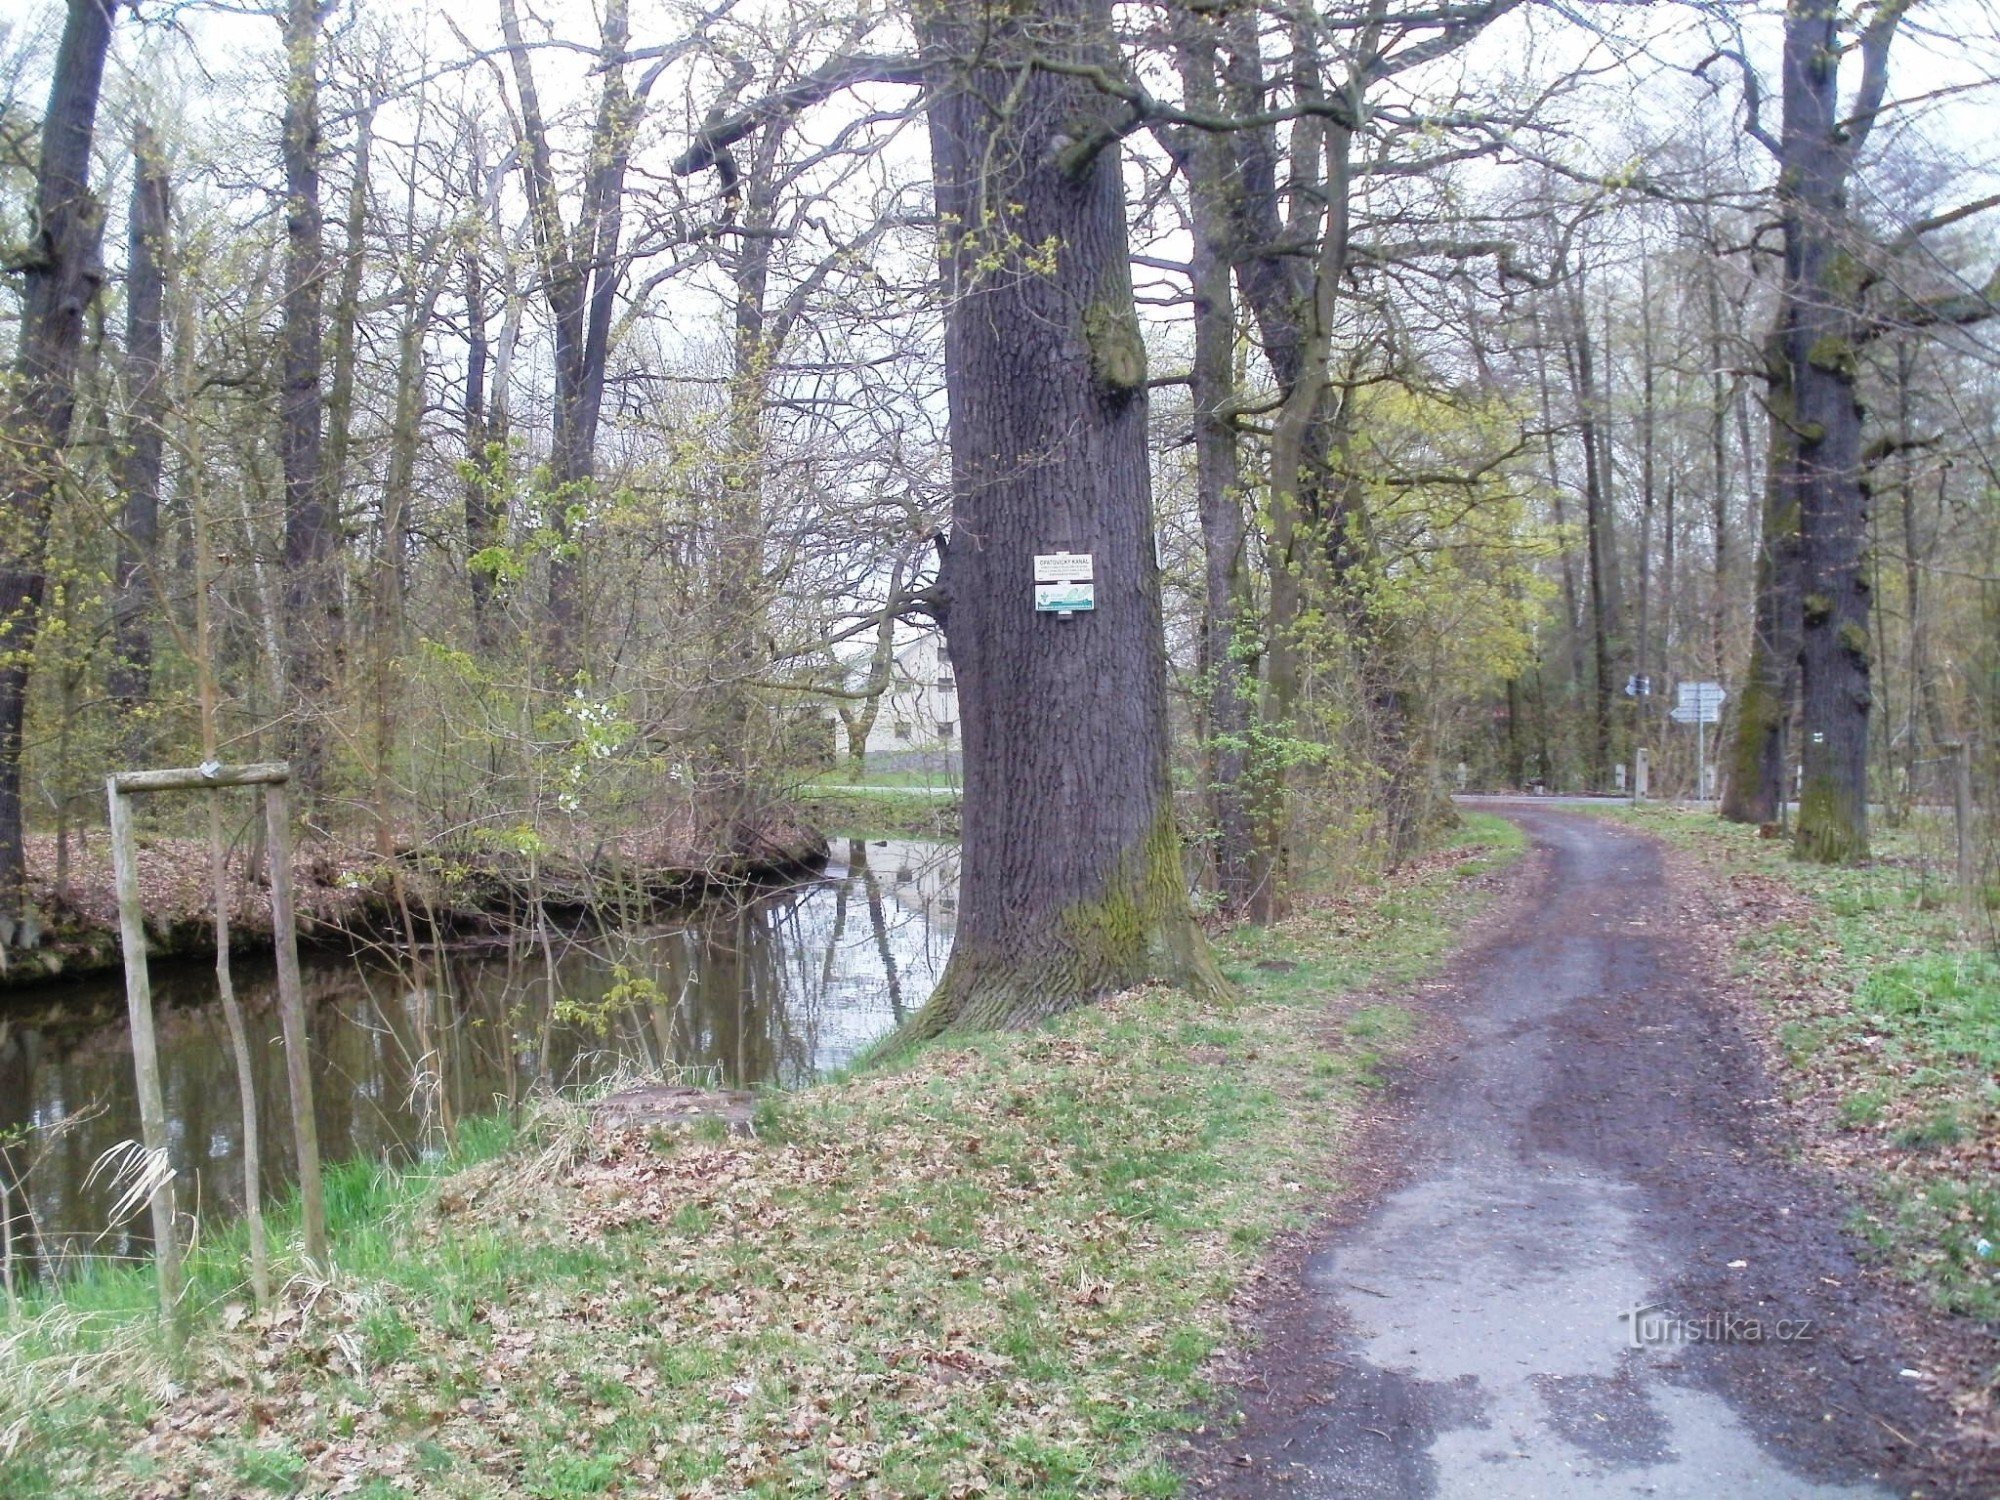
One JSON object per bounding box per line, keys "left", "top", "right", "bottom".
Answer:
{"left": 197, "top": 495, "right": 272, "bottom": 1305}
{"left": 263, "top": 781, "right": 327, "bottom": 1263}
{"left": 105, "top": 778, "right": 185, "bottom": 1333}
{"left": 209, "top": 792, "right": 271, "bottom": 1306}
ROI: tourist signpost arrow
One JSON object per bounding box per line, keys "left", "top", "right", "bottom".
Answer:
{"left": 1669, "top": 682, "right": 1726, "bottom": 799}
{"left": 1669, "top": 681, "right": 1726, "bottom": 723}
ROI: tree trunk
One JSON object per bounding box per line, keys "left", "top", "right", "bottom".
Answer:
{"left": 1565, "top": 272, "right": 1618, "bottom": 788}
{"left": 1172, "top": 14, "right": 1254, "bottom": 913}
{"left": 1504, "top": 676, "right": 1524, "bottom": 787}
{"left": 1782, "top": 7, "right": 1903, "bottom": 863}
{"left": 1635, "top": 248, "right": 1657, "bottom": 736}
{"left": 109, "top": 120, "right": 168, "bottom": 743}
{"left": 1217, "top": 10, "right": 1337, "bottom": 914}
{"left": 280, "top": 0, "right": 336, "bottom": 807}
{"left": 499, "top": 0, "right": 637, "bottom": 685}
{"left": 462, "top": 249, "right": 501, "bottom": 652}
{"left": 702, "top": 127, "right": 784, "bottom": 837}
{"left": 1703, "top": 246, "right": 1733, "bottom": 681}
{"left": 1892, "top": 343, "right": 1950, "bottom": 789}
{"left": 1531, "top": 298, "right": 1586, "bottom": 704}
{"left": 902, "top": 0, "right": 1226, "bottom": 1038}
{"left": 0, "top": 0, "right": 114, "bottom": 943}
{"left": 370, "top": 298, "right": 433, "bottom": 856}
{"left": 1660, "top": 471, "right": 1677, "bottom": 750}
{"left": 323, "top": 98, "right": 376, "bottom": 514}
{"left": 1721, "top": 328, "right": 1801, "bottom": 826}
{"left": 834, "top": 559, "right": 906, "bottom": 773}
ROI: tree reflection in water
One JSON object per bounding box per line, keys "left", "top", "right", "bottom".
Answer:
{"left": 0, "top": 838, "right": 956, "bottom": 1278}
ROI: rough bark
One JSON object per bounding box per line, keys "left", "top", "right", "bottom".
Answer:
{"left": 0, "top": 0, "right": 114, "bottom": 943}
{"left": 279, "top": 0, "right": 336, "bottom": 807}
{"left": 1890, "top": 342, "right": 1949, "bottom": 790}
{"left": 901, "top": 0, "right": 1226, "bottom": 1039}
{"left": 369, "top": 291, "right": 436, "bottom": 856}
{"left": 109, "top": 120, "right": 169, "bottom": 739}
{"left": 1635, "top": 250, "right": 1657, "bottom": 738}
{"left": 464, "top": 171, "right": 520, "bottom": 657}
{"left": 1782, "top": 5, "right": 1905, "bottom": 862}
{"left": 1171, "top": 13, "right": 1255, "bottom": 913}
{"left": 1721, "top": 332, "right": 1801, "bottom": 827}
{"left": 1222, "top": 13, "right": 1349, "bottom": 912}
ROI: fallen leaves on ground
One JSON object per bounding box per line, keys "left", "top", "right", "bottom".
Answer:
{"left": 4, "top": 827, "right": 1519, "bottom": 1498}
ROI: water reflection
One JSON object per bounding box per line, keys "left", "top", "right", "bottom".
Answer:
{"left": 0, "top": 837, "right": 955, "bottom": 1277}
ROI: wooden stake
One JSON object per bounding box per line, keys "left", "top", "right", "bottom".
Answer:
{"left": 209, "top": 791, "right": 271, "bottom": 1307}
{"left": 105, "top": 779, "right": 184, "bottom": 1332}
{"left": 197, "top": 495, "right": 272, "bottom": 1305}
{"left": 263, "top": 781, "right": 327, "bottom": 1264}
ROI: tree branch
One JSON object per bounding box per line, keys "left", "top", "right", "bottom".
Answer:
{"left": 670, "top": 53, "right": 925, "bottom": 177}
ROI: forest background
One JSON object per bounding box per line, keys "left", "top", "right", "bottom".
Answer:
{"left": 0, "top": 0, "right": 1996, "bottom": 977}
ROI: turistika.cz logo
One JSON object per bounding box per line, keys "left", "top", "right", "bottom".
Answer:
{"left": 1618, "top": 1302, "right": 1816, "bottom": 1349}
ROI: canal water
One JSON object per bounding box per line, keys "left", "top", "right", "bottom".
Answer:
{"left": 0, "top": 837, "right": 955, "bottom": 1277}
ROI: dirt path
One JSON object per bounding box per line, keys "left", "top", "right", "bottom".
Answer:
{"left": 1190, "top": 807, "right": 1992, "bottom": 1499}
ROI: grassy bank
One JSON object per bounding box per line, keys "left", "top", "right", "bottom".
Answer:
{"left": 0, "top": 810, "right": 828, "bottom": 990}
{"left": 2, "top": 814, "right": 1523, "bottom": 1499}
{"left": 1602, "top": 804, "right": 1999, "bottom": 1323}
{"left": 802, "top": 770, "right": 961, "bottom": 792}
{"left": 798, "top": 786, "right": 959, "bottom": 842}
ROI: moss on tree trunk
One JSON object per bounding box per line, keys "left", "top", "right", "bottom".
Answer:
{"left": 897, "top": 0, "right": 1228, "bottom": 1042}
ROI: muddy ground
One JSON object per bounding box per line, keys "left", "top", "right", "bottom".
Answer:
{"left": 1185, "top": 806, "right": 1998, "bottom": 1500}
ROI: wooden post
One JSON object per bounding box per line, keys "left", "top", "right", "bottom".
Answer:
{"left": 106, "top": 761, "right": 325, "bottom": 1284}
{"left": 210, "top": 789, "right": 271, "bottom": 1307}
{"left": 1951, "top": 741, "right": 1977, "bottom": 918}
{"left": 105, "top": 777, "right": 184, "bottom": 1330}
{"left": 263, "top": 780, "right": 327, "bottom": 1263}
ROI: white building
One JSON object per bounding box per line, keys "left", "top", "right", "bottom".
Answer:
{"left": 836, "top": 630, "right": 961, "bottom": 765}
{"left": 824, "top": 628, "right": 956, "bottom": 768}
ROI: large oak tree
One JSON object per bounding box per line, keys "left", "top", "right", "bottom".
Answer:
{"left": 901, "top": 0, "right": 1227, "bottom": 1037}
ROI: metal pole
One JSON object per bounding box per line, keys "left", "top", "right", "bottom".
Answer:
{"left": 105, "top": 779, "right": 184, "bottom": 1332}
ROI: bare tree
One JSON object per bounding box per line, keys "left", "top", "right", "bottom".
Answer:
{"left": 108, "top": 120, "right": 169, "bottom": 745}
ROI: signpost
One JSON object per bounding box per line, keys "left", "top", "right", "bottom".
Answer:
{"left": 1033, "top": 552, "right": 1094, "bottom": 616}
{"left": 1669, "top": 681, "right": 1726, "bottom": 800}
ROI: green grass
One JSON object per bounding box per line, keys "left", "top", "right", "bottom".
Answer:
{"left": 795, "top": 786, "right": 958, "bottom": 840}
{"left": 1595, "top": 804, "right": 2000, "bottom": 1323}
{"left": 2, "top": 814, "right": 1525, "bottom": 1498}
{"left": 802, "top": 767, "right": 962, "bottom": 791}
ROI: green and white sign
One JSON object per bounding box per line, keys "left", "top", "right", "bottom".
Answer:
{"left": 1035, "top": 580, "right": 1095, "bottom": 613}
